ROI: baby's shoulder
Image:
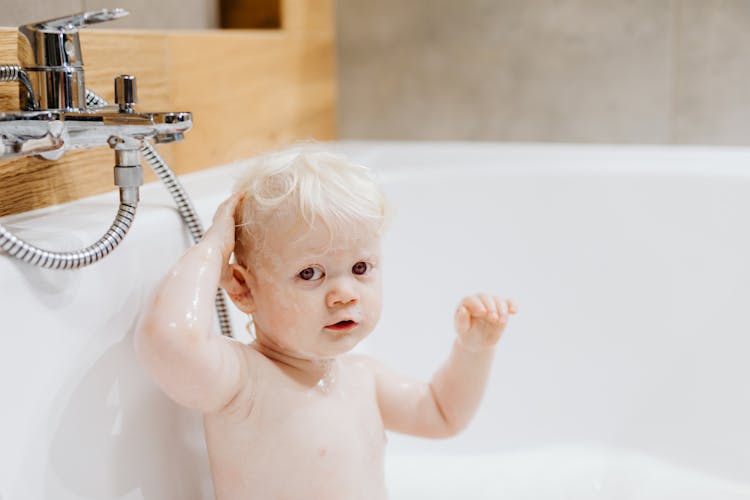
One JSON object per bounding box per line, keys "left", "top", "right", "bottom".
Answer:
{"left": 218, "top": 340, "right": 280, "bottom": 385}
{"left": 238, "top": 341, "right": 281, "bottom": 372}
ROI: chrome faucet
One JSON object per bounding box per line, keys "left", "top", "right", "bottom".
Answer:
{"left": 18, "top": 9, "right": 129, "bottom": 111}
{"left": 0, "top": 9, "right": 192, "bottom": 266}
{"left": 0, "top": 8, "right": 233, "bottom": 336}
{"left": 0, "top": 8, "right": 192, "bottom": 162}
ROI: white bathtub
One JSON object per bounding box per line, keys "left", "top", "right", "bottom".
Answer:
{"left": 2, "top": 141, "right": 750, "bottom": 499}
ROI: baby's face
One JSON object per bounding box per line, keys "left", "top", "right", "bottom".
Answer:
{"left": 246, "top": 219, "right": 382, "bottom": 360}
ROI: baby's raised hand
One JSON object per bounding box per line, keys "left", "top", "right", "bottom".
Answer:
{"left": 203, "top": 192, "right": 245, "bottom": 263}
{"left": 454, "top": 294, "right": 518, "bottom": 352}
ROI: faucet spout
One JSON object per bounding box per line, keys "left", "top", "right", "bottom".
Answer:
{"left": 0, "top": 108, "right": 192, "bottom": 162}
{"left": 61, "top": 108, "right": 193, "bottom": 150}
{"left": 0, "top": 111, "right": 64, "bottom": 158}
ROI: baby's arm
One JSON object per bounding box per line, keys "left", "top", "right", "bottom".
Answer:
{"left": 367, "top": 294, "right": 517, "bottom": 438}
{"left": 135, "top": 193, "right": 249, "bottom": 413}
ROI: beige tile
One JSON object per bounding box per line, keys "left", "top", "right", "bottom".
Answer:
{"left": 0, "top": 1, "right": 84, "bottom": 28}
{"left": 673, "top": 0, "right": 750, "bottom": 145}
{"left": 336, "top": 0, "right": 674, "bottom": 142}
{"left": 82, "top": 0, "right": 219, "bottom": 30}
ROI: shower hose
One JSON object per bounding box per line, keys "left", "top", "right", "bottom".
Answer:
{"left": 0, "top": 67, "right": 233, "bottom": 337}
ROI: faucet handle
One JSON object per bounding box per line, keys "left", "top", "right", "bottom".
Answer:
{"left": 28, "top": 8, "right": 129, "bottom": 32}
{"left": 18, "top": 9, "right": 130, "bottom": 68}
{"left": 114, "top": 75, "right": 137, "bottom": 113}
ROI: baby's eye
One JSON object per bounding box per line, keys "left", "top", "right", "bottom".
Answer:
{"left": 352, "top": 261, "right": 372, "bottom": 276}
{"left": 298, "top": 266, "right": 325, "bottom": 281}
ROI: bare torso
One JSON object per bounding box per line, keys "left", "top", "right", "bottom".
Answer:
{"left": 203, "top": 344, "right": 388, "bottom": 500}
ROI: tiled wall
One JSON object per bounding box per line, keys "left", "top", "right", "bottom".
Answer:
{"left": 4, "top": 1, "right": 750, "bottom": 145}
{"left": 335, "top": 0, "right": 750, "bottom": 145}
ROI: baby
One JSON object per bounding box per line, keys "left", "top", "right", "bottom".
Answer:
{"left": 135, "top": 147, "right": 517, "bottom": 500}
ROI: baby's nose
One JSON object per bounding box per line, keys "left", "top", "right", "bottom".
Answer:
{"left": 326, "top": 285, "right": 358, "bottom": 308}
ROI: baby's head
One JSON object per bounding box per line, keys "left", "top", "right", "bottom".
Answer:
{"left": 224, "top": 146, "right": 388, "bottom": 359}
{"left": 232, "top": 146, "right": 387, "bottom": 268}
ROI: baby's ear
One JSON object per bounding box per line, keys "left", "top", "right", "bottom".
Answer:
{"left": 221, "top": 263, "right": 256, "bottom": 313}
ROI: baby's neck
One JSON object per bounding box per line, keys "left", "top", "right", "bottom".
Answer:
{"left": 252, "top": 339, "right": 337, "bottom": 388}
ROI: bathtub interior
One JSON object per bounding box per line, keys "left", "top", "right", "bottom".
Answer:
{"left": 352, "top": 143, "right": 750, "bottom": 496}
{"left": 1, "top": 141, "right": 750, "bottom": 499}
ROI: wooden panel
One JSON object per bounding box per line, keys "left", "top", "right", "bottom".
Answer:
{"left": 167, "top": 29, "right": 336, "bottom": 171}
{"left": 0, "top": 0, "right": 336, "bottom": 216}
{"left": 282, "top": 0, "right": 334, "bottom": 35}
{"left": 0, "top": 31, "right": 20, "bottom": 112}
{"left": 221, "top": 0, "right": 281, "bottom": 29}
{"left": 81, "top": 30, "right": 171, "bottom": 112}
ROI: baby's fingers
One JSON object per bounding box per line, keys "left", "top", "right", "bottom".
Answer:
{"left": 213, "top": 192, "right": 245, "bottom": 224}
{"left": 476, "top": 293, "right": 497, "bottom": 320}
{"left": 507, "top": 298, "right": 519, "bottom": 315}
{"left": 454, "top": 305, "right": 471, "bottom": 334}
{"left": 460, "top": 295, "right": 488, "bottom": 318}
{"left": 491, "top": 296, "right": 509, "bottom": 324}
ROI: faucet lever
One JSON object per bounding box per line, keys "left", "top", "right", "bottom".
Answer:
{"left": 30, "top": 8, "right": 130, "bottom": 31}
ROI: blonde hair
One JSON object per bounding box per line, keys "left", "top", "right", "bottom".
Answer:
{"left": 232, "top": 145, "right": 387, "bottom": 265}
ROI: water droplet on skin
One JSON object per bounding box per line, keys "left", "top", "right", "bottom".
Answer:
{"left": 313, "top": 360, "right": 337, "bottom": 394}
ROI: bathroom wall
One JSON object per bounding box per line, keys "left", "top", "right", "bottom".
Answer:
{"left": 335, "top": 0, "right": 750, "bottom": 145}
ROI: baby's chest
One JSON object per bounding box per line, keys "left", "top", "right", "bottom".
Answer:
{"left": 253, "top": 377, "right": 386, "bottom": 458}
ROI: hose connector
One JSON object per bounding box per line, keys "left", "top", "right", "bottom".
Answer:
{"left": 113, "top": 146, "right": 143, "bottom": 205}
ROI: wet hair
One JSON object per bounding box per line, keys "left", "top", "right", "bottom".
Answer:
{"left": 232, "top": 145, "right": 388, "bottom": 266}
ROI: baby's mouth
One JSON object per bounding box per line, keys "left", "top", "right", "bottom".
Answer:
{"left": 325, "top": 320, "right": 358, "bottom": 331}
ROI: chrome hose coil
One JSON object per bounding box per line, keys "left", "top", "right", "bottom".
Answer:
{"left": 86, "top": 89, "right": 233, "bottom": 338}
{"left": 0, "top": 64, "right": 37, "bottom": 109}
{"left": 0, "top": 202, "right": 137, "bottom": 269}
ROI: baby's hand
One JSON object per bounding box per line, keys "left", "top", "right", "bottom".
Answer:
{"left": 454, "top": 294, "right": 518, "bottom": 352}
{"left": 202, "top": 192, "right": 244, "bottom": 263}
